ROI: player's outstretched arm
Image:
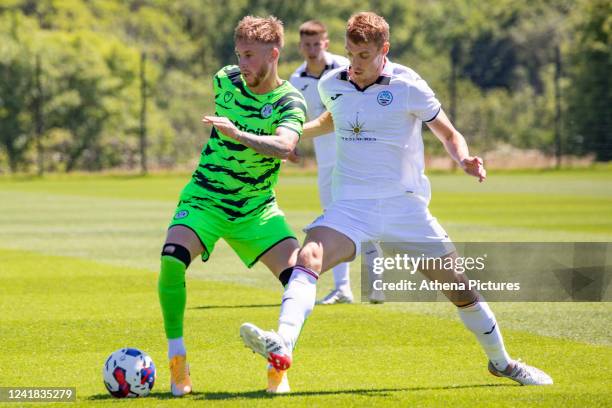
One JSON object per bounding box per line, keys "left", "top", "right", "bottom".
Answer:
{"left": 426, "top": 109, "right": 486, "bottom": 182}
{"left": 202, "top": 115, "right": 299, "bottom": 160}
{"left": 303, "top": 111, "right": 334, "bottom": 139}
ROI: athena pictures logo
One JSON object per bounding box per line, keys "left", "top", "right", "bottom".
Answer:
{"left": 377, "top": 90, "right": 393, "bottom": 106}
{"left": 260, "top": 104, "right": 274, "bottom": 118}
{"left": 174, "top": 210, "right": 189, "bottom": 220}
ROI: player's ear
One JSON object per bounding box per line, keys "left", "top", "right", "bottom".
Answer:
{"left": 270, "top": 46, "right": 280, "bottom": 62}
{"left": 322, "top": 37, "right": 330, "bottom": 51}
{"left": 381, "top": 41, "right": 390, "bottom": 56}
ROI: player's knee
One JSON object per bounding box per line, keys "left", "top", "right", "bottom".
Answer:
{"left": 297, "top": 242, "right": 322, "bottom": 270}
{"left": 161, "top": 243, "right": 192, "bottom": 268}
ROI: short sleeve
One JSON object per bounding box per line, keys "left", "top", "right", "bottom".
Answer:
{"left": 275, "top": 93, "right": 307, "bottom": 137}
{"left": 406, "top": 78, "right": 441, "bottom": 122}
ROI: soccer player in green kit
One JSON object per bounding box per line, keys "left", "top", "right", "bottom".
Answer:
{"left": 157, "top": 15, "right": 306, "bottom": 396}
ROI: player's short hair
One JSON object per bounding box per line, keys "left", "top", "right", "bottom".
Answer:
{"left": 346, "top": 12, "right": 389, "bottom": 49}
{"left": 234, "top": 15, "right": 284, "bottom": 48}
{"left": 299, "top": 20, "right": 328, "bottom": 38}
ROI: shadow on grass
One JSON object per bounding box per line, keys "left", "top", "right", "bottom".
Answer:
{"left": 199, "top": 383, "right": 513, "bottom": 400}
{"left": 88, "top": 383, "right": 512, "bottom": 401}
{"left": 191, "top": 303, "right": 280, "bottom": 310}
{"left": 87, "top": 391, "right": 201, "bottom": 400}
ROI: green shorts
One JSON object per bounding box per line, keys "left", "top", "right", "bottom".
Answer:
{"left": 168, "top": 196, "right": 296, "bottom": 268}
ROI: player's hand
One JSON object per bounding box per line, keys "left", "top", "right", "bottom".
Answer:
{"left": 461, "top": 156, "right": 486, "bottom": 182}
{"left": 286, "top": 147, "right": 301, "bottom": 164}
{"left": 202, "top": 115, "right": 241, "bottom": 140}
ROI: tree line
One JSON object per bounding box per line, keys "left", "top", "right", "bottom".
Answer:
{"left": 0, "top": 0, "right": 610, "bottom": 173}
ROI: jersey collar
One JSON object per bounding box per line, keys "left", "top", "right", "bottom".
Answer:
{"left": 298, "top": 52, "right": 337, "bottom": 79}
{"left": 339, "top": 58, "right": 392, "bottom": 92}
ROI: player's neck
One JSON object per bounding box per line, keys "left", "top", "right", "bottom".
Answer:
{"left": 305, "top": 57, "right": 326, "bottom": 77}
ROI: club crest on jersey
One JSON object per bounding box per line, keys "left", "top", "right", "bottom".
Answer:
{"left": 261, "top": 104, "right": 274, "bottom": 118}
{"left": 377, "top": 90, "right": 393, "bottom": 106}
{"left": 174, "top": 210, "right": 189, "bottom": 220}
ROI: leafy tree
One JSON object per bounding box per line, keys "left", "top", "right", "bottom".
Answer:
{"left": 566, "top": 0, "right": 612, "bottom": 161}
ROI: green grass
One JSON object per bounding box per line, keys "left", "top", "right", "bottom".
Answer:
{"left": 0, "top": 168, "right": 611, "bottom": 406}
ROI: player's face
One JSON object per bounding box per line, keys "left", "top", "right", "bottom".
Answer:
{"left": 345, "top": 39, "right": 389, "bottom": 86}
{"left": 235, "top": 41, "right": 276, "bottom": 88}
{"left": 299, "top": 34, "right": 328, "bottom": 62}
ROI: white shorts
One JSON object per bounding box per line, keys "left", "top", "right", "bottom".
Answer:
{"left": 305, "top": 192, "right": 455, "bottom": 260}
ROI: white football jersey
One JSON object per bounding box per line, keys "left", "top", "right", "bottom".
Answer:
{"left": 318, "top": 59, "right": 441, "bottom": 201}
{"left": 290, "top": 52, "right": 349, "bottom": 167}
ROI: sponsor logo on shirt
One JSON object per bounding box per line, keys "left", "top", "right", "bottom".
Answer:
{"left": 330, "top": 93, "right": 343, "bottom": 100}
{"left": 339, "top": 113, "right": 376, "bottom": 141}
{"left": 300, "top": 84, "right": 309, "bottom": 91}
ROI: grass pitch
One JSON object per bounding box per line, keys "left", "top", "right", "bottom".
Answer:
{"left": 0, "top": 168, "right": 611, "bottom": 407}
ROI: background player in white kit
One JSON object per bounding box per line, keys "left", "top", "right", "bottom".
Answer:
{"left": 290, "top": 20, "right": 383, "bottom": 304}
{"left": 240, "top": 12, "right": 553, "bottom": 391}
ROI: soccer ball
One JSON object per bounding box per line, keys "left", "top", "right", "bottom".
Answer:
{"left": 103, "top": 348, "right": 156, "bottom": 398}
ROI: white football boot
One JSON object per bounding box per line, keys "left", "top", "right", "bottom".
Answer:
{"left": 240, "top": 323, "right": 292, "bottom": 371}
{"left": 488, "top": 360, "right": 553, "bottom": 385}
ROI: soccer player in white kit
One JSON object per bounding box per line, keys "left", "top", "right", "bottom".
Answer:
{"left": 240, "top": 12, "right": 553, "bottom": 392}
{"left": 289, "top": 20, "right": 355, "bottom": 304}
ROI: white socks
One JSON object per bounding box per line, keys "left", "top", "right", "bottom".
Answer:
{"left": 458, "top": 301, "right": 511, "bottom": 371}
{"left": 278, "top": 266, "right": 318, "bottom": 351}
{"left": 332, "top": 262, "right": 351, "bottom": 293}
{"left": 168, "top": 337, "right": 186, "bottom": 359}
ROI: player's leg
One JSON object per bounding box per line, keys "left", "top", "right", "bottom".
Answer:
{"left": 385, "top": 193, "right": 552, "bottom": 385}
{"left": 316, "top": 165, "right": 353, "bottom": 304}
{"left": 160, "top": 203, "right": 220, "bottom": 396}
{"left": 239, "top": 226, "right": 355, "bottom": 390}
{"left": 224, "top": 207, "right": 300, "bottom": 393}
{"left": 159, "top": 225, "right": 203, "bottom": 396}
{"left": 276, "top": 226, "right": 356, "bottom": 350}
{"left": 419, "top": 252, "right": 552, "bottom": 385}
{"left": 239, "top": 200, "right": 367, "bottom": 392}
{"left": 418, "top": 250, "right": 513, "bottom": 368}
{"left": 244, "top": 238, "right": 299, "bottom": 393}
{"left": 160, "top": 226, "right": 204, "bottom": 353}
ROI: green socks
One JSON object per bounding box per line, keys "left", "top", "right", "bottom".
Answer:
{"left": 158, "top": 256, "right": 187, "bottom": 339}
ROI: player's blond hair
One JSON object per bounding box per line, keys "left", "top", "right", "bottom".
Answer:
{"left": 346, "top": 12, "right": 389, "bottom": 49}
{"left": 234, "top": 15, "right": 284, "bottom": 48}
{"left": 299, "top": 20, "right": 328, "bottom": 38}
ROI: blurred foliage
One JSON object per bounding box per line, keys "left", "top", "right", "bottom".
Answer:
{"left": 0, "top": 0, "right": 609, "bottom": 172}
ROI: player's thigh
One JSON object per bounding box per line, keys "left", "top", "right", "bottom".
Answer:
{"left": 419, "top": 251, "right": 478, "bottom": 306}
{"left": 166, "top": 201, "right": 222, "bottom": 263}
{"left": 259, "top": 238, "right": 300, "bottom": 278}
{"left": 225, "top": 205, "right": 297, "bottom": 272}
{"left": 300, "top": 226, "right": 356, "bottom": 273}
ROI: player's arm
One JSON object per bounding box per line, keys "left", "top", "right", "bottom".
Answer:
{"left": 285, "top": 111, "right": 333, "bottom": 163}
{"left": 302, "top": 111, "right": 334, "bottom": 139}
{"left": 426, "top": 109, "right": 486, "bottom": 182}
{"left": 202, "top": 115, "right": 298, "bottom": 160}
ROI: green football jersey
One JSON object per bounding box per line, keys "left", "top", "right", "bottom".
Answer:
{"left": 182, "top": 65, "right": 307, "bottom": 222}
